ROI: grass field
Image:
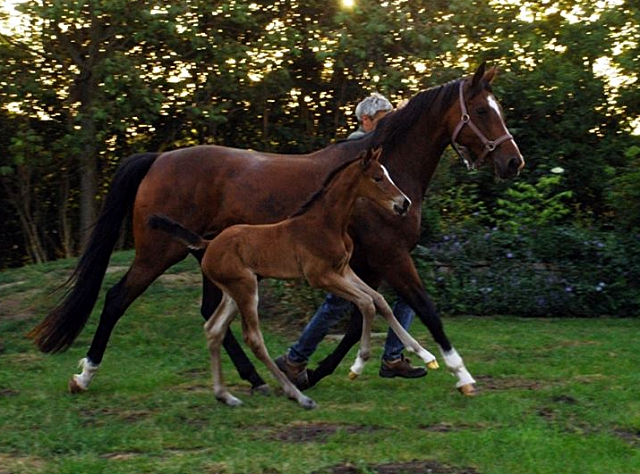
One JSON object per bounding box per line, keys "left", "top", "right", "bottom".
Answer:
{"left": 1, "top": 252, "right": 639, "bottom": 474}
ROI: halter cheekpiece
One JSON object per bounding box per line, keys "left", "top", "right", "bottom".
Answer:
{"left": 451, "top": 81, "right": 515, "bottom": 170}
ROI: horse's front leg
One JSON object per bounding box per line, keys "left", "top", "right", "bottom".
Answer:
{"left": 386, "top": 254, "right": 477, "bottom": 396}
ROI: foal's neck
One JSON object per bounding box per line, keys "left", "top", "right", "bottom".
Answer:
{"left": 301, "top": 161, "right": 364, "bottom": 233}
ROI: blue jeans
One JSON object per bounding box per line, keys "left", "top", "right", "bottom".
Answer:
{"left": 287, "top": 293, "right": 415, "bottom": 364}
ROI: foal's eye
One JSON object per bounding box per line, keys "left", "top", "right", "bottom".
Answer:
{"left": 476, "top": 107, "right": 488, "bottom": 116}
{"left": 373, "top": 176, "right": 383, "bottom": 182}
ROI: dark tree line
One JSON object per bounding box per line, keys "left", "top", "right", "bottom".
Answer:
{"left": 0, "top": 0, "right": 638, "bottom": 269}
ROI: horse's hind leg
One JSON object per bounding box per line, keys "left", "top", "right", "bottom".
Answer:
{"left": 200, "top": 274, "right": 267, "bottom": 393}
{"left": 70, "top": 251, "right": 184, "bottom": 393}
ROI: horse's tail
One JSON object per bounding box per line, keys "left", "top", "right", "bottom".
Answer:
{"left": 28, "top": 152, "right": 160, "bottom": 353}
{"left": 147, "top": 214, "right": 208, "bottom": 250}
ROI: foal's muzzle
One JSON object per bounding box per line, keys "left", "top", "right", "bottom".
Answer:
{"left": 394, "top": 197, "right": 411, "bottom": 216}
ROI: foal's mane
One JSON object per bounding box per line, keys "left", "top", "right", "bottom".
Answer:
{"left": 369, "top": 78, "right": 463, "bottom": 151}
{"left": 289, "top": 156, "right": 362, "bottom": 218}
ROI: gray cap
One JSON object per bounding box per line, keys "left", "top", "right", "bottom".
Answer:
{"left": 355, "top": 93, "right": 393, "bottom": 122}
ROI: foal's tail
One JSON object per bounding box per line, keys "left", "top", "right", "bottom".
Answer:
{"left": 28, "top": 153, "right": 160, "bottom": 353}
{"left": 147, "top": 214, "right": 208, "bottom": 250}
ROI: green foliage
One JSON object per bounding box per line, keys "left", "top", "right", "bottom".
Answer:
{"left": 418, "top": 225, "right": 640, "bottom": 317}
{"left": 1, "top": 0, "right": 639, "bottom": 269}
{"left": 495, "top": 172, "right": 573, "bottom": 231}
{"left": 606, "top": 145, "right": 640, "bottom": 231}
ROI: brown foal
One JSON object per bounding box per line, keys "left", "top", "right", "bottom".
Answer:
{"left": 149, "top": 148, "right": 437, "bottom": 409}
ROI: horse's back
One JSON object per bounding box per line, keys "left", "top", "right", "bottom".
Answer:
{"left": 134, "top": 144, "right": 350, "bottom": 240}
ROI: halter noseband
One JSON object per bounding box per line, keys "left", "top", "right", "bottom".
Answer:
{"left": 451, "top": 81, "right": 515, "bottom": 170}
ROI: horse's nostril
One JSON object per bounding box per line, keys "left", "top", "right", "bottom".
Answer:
{"left": 508, "top": 157, "right": 522, "bottom": 176}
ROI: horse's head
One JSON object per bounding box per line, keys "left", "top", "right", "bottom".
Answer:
{"left": 449, "top": 63, "right": 525, "bottom": 179}
{"left": 359, "top": 147, "right": 411, "bottom": 215}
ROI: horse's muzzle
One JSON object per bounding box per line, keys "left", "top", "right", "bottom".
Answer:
{"left": 498, "top": 155, "right": 525, "bottom": 179}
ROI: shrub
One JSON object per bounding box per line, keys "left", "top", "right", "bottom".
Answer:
{"left": 415, "top": 225, "right": 640, "bottom": 317}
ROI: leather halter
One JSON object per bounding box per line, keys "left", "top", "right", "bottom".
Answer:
{"left": 451, "top": 81, "right": 515, "bottom": 170}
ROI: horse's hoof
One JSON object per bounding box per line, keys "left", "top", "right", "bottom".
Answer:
{"left": 251, "top": 384, "right": 271, "bottom": 396}
{"left": 68, "top": 376, "right": 87, "bottom": 394}
{"left": 458, "top": 383, "right": 478, "bottom": 397}
{"left": 348, "top": 371, "right": 359, "bottom": 380}
{"left": 427, "top": 360, "right": 440, "bottom": 370}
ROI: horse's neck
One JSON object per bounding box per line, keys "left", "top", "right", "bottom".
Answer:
{"left": 377, "top": 91, "right": 456, "bottom": 202}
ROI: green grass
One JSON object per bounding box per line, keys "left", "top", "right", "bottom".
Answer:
{"left": 1, "top": 252, "right": 640, "bottom": 473}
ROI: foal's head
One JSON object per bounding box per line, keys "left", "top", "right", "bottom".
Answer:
{"left": 358, "top": 148, "right": 411, "bottom": 216}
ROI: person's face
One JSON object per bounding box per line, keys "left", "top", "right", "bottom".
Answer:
{"left": 362, "top": 109, "right": 390, "bottom": 132}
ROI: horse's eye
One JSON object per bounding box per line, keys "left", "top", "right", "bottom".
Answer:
{"left": 373, "top": 176, "right": 383, "bottom": 182}
{"left": 476, "top": 107, "right": 488, "bottom": 116}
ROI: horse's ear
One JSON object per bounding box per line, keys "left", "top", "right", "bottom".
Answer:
{"left": 371, "top": 147, "right": 382, "bottom": 162}
{"left": 483, "top": 65, "right": 498, "bottom": 85}
{"left": 471, "top": 62, "right": 487, "bottom": 89}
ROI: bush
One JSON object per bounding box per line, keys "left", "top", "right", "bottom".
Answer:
{"left": 415, "top": 225, "right": 640, "bottom": 317}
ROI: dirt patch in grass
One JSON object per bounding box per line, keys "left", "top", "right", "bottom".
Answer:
{"left": 612, "top": 427, "right": 640, "bottom": 446}
{"left": 0, "top": 290, "right": 38, "bottom": 321}
{"left": 475, "top": 374, "right": 547, "bottom": 391}
{"left": 419, "top": 421, "right": 487, "bottom": 433}
{"left": 0, "top": 452, "right": 45, "bottom": 474}
{"left": 267, "top": 422, "right": 379, "bottom": 443}
{"left": 318, "top": 459, "right": 481, "bottom": 474}
{"left": 80, "top": 406, "right": 155, "bottom": 427}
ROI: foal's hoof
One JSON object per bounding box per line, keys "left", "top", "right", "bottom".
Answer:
{"left": 216, "top": 394, "right": 243, "bottom": 407}
{"left": 68, "top": 376, "right": 87, "bottom": 394}
{"left": 348, "top": 371, "right": 359, "bottom": 380}
{"left": 426, "top": 360, "right": 440, "bottom": 370}
{"left": 300, "top": 396, "right": 317, "bottom": 410}
{"left": 251, "top": 384, "right": 271, "bottom": 396}
{"left": 458, "top": 383, "right": 478, "bottom": 397}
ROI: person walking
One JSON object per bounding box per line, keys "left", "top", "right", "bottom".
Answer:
{"left": 275, "top": 92, "right": 427, "bottom": 387}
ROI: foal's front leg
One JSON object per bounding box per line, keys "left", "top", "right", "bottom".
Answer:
{"left": 344, "top": 268, "right": 439, "bottom": 370}
{"left": 312, "top": 271, "right": 377, "bottom": 378}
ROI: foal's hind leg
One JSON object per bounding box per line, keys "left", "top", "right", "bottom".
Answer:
{"left": 230, "top": 277, "right": 316, "bottom": 409}
{"left": 200, "top": 273, "right": 268, "bottom": 394}
{"left": 204, "top": 293, "right": 243, "bottom": 407}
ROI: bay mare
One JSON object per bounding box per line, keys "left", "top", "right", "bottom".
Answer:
{"left": 149, "top": 148, "right": 443, "bottom": 409}
{"left": 29, "top": 63, "right": 524, "bottom": 396}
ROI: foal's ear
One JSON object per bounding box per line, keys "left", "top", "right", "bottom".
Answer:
{"left": 360, "top": 147, "right": 382, "bottom": 168}
{"left": 371, "top": 147, "right": 383, "bottom": 162}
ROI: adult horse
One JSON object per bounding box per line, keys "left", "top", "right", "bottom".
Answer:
{"left": 29, "top": 63, "right": 524, "bottom": 396}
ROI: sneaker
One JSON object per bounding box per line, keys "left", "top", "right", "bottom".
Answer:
{"left": 275, "top": 354, "right": 310, "bottom": 389}
{"left": 379, "top": 354, "right": 427, "bottom": 379}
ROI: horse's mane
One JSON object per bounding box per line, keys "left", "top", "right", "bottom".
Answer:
{"left": 289, "top": 156, "right": 361, "bottom": 218}
{"left": 289, "top": 78, "right": 464, "bottom": 218}
{"left": 369, "top": 78, "right": 462, "bottom": 151}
